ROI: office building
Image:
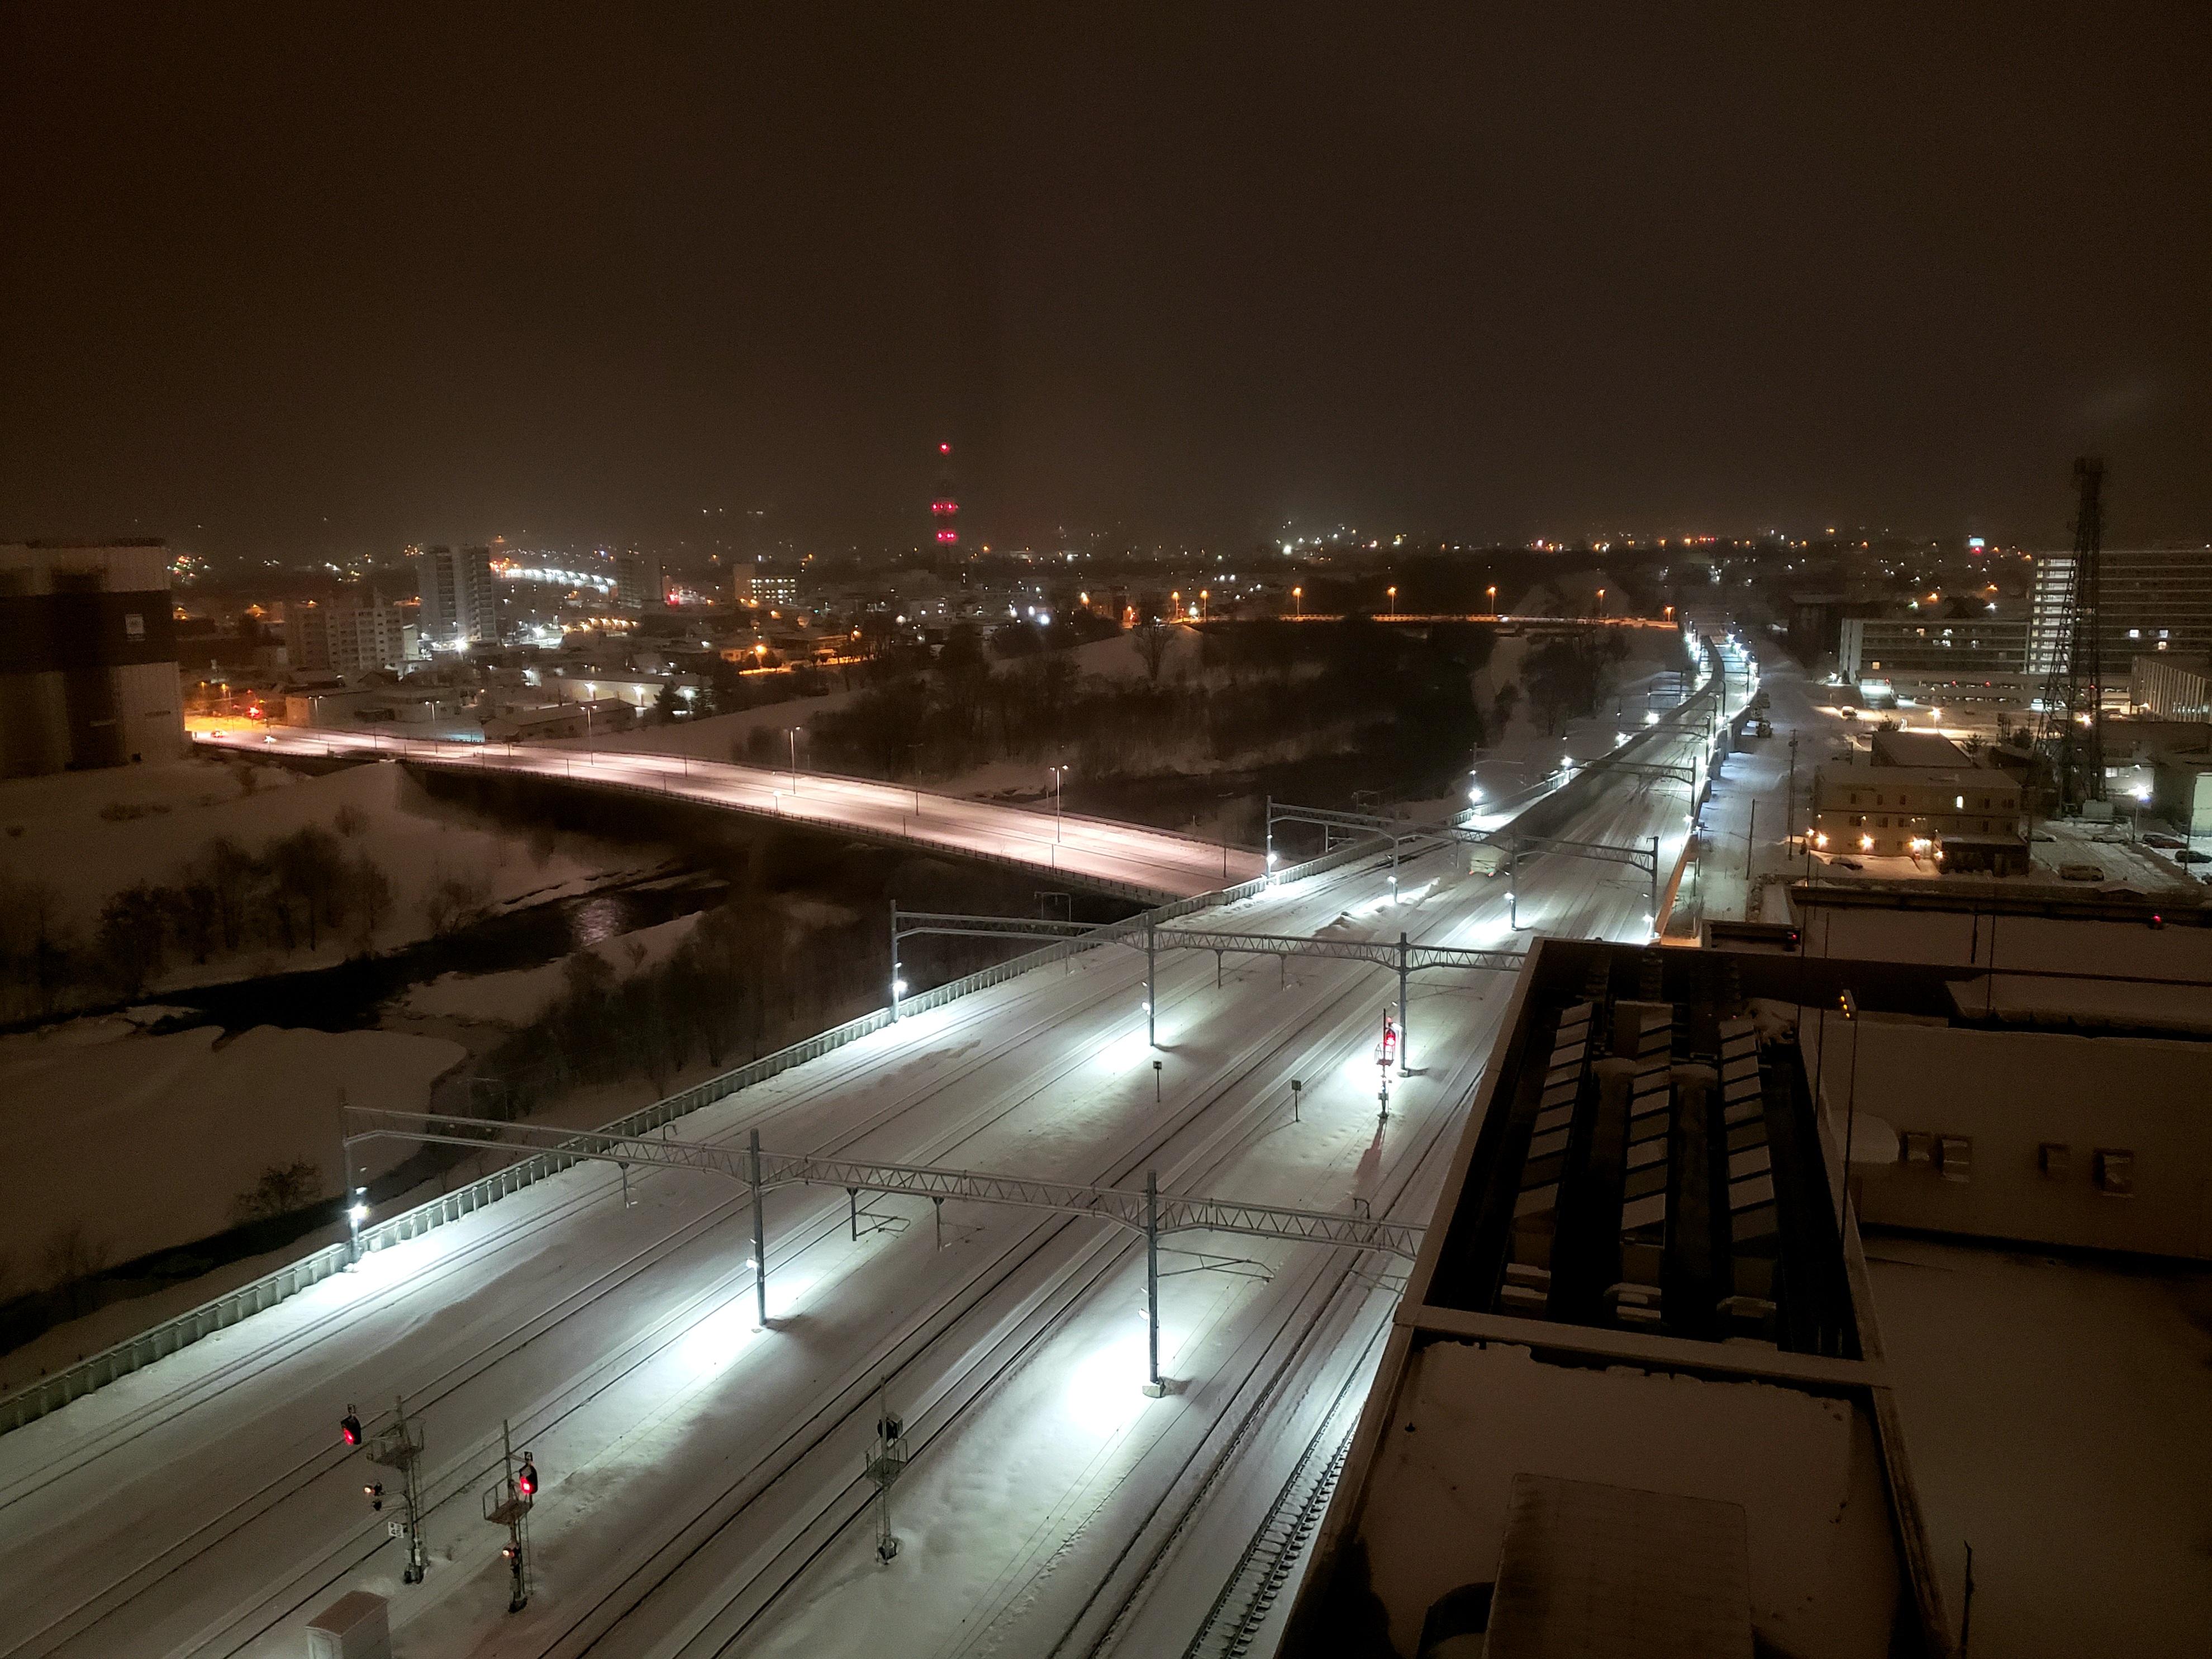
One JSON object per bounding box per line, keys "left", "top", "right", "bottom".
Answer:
{"left": 746, "top": 572, "right": 797, "bottom": 608}
{"left": 284, "top": 595, "right": 407, "bottom": 677}
{"left": 2029, "top": 546, "right": 2212, "bottom": 681}
{"left": 1837, "top": 616, "right": 2027, "bottom": 680}
{"left": 1, "top": 540, "right": 187, "bottom": 776}
{"left": 416, "top": 544, "right": 498, "bottom": 647}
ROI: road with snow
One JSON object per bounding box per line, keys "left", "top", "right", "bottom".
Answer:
{"left": 191, "top": 727, "right": 1258, "bottom": 902}
{"left": 4, "top": 694, "right": 1723, "bottom": 1659}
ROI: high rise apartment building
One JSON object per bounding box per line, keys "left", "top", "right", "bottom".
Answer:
{"left": 615, "top": 552, "right": 668, "bottom": 612}
{"left": 2028, "top": 546, "right": 2212, "bottom": 681}
{"left": 0, "top": 541, "right": 187, "bottom": 776}
{"left": 286, "top": 595, "right": 407, "bottom": 677}
{"left": 416, "top": 545, "right": 498, "bottom": 647}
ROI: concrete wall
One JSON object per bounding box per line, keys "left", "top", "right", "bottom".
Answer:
{"left": 1809, "top": 1018, "right": 2212, "bottom": 1257}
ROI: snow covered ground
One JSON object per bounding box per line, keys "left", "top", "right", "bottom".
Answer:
{"left": 0, "top": 1016, "right": 464, "bottom": 1274}
{"left": 0, "top": 710, "right": 1711, "bottom": 1659}
{"left": 0, "top": 755, "right": 666, "bottom": 1001}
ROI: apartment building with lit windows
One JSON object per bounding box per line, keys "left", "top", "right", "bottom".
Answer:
{"left": 1810, "top": 736, "right": 2024, "bottom": 861}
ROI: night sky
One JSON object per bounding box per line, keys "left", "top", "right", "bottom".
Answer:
{"left": 4, "top": 4, "right": 2206, "bottom": 558}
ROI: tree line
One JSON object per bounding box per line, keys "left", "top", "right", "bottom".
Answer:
{"left": 0, "top": 815, "right": 492, "bottom": 1018}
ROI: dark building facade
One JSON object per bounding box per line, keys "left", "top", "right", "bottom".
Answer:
{"left": 1, "top": 541, "right": 186, "bottom": 776}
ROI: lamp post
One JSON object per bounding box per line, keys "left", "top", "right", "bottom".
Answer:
{"left": 1595, "top": 587, "right": 1606, "bottom": 617}
{"left": 786, "top": 725, "right": 802, "bottom": 790}
{"left": 1487, "top": 584, "right": 1498, "bottom": 616}
{"left": 1050, "top": 764, "right": 1069, "bottom": 842}
{"left": 1386, "top": 585, "right": 1397, "bottom": 617}
{"left": 1291, "top": 586, "right": 1302, "bottom": 619}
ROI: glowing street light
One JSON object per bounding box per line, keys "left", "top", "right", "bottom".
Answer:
{"left": 1487, "top": 584, "right": 1498, "bottom": 614}
{"left": 1292, "top": 586, "right": 1303, "bottom": 618}
{"left": 1386, "top": 584, "right": 1397, "bottom": 617}
{"left": 1050, "top": 763, "right": 1071, "bottom": 842}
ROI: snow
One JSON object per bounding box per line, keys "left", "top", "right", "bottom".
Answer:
{"left": 0, "top": 691, "right": 1730, "bottom": 1659}
{"left": 1864, "top": 1237, "right": 2212, "bottom": 1659}
{"left": 399, "top": 911, "right": 704, "bottom": 1025}
{"left": 0, "top": 755, "right": 664, "bottom": 1004}
{"left": 0, "top": 1019, "right": 464, "bottom": 1272}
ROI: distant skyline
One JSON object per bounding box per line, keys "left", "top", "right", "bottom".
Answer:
{"left": 4, "top": 4, "right": 2207, "bottom": 559}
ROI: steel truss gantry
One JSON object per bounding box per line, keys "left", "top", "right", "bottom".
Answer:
{"left": 1262, "top": 797, "right": 1496, "bottom": 876}
{"left": 340, "top": 1107, "right": 1421, "bottom": 1395}
{"left": 887, "top": 903, "right": 1523, "bottom": 1072}
{"left": 1507, "top": 833, "right": 1662, "bottom": 931}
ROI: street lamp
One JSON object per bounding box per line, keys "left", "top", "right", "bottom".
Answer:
{"left": 1595, "top": 587, "right": 1606, "bottom": 617}
{"left": 1487, "top": 584, "right": 1498, "bottom": 615}
{"left": 1386, "top": 585, "right": 1397, "bottom": 617}
{"left": 1049, "top": 763, "right": 1069, "bottom": 842}
{"left": 786, "top": 725, "right": 803, "bottom": 789}
{"left": 1291, "top": 586, "right": 1302, "bottom": 618}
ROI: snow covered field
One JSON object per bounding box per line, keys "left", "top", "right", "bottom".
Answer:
{"left": 0, "top": 755, "right": 667, "bottom": 1002}
{"left": 0, "top": 708, "right": 1713, "bottom": 1659}
{"left": 0, "top": 1018, "right": 463, "bottom": 1273}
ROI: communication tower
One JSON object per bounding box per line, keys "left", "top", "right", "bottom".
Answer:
{"left": 930, "top": 441, "right": 960, "bottom": 553}
{"left": 2035, "top": 458, "right": 2106, "bottom": 810}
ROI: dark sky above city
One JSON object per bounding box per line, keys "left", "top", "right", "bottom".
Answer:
{"left": 4, "top": 4, "right": 2207, "bottom": 559}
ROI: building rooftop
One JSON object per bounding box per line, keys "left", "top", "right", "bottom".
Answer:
{"left": 1869, "top": 731, "right": 1975, "bottom": 769}
{"left": 1285, "top": 940, "right": 1949, "bottom": 1659}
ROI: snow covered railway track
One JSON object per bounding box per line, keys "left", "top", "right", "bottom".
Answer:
{"left": 99, "top": 875, "right": 1410, "bottom": 1657}
{"left": 577, "top": 936, "right": 1485, "bottom": 1656}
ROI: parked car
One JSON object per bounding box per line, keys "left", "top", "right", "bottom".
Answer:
{"left": 2058, "top": 863, "right": 2105, "bottom": 882}
{"left": 2142, "top": 832, "right": 2186, "bottom": 849}
{"left": 2176, "top": 849, "right": 2210, "bottom": 865}
{"left": 1834, "top": 857, "right": 1863, "bottom": 871}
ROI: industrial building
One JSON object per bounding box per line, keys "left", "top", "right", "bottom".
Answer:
{"left": 415, "top": 544, "right": 498, "bottom": 648}
{"left": 0, "top": 540, "right": 187, "bottom": 776}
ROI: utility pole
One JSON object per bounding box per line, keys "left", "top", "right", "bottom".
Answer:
{"left": 1142, "top": 1172, "right": 1166, "bottom": 1396}
{"left": 1744, "top": 799, "right": 1758, "bottom": 921}
{"left": 750, "top": 1129, "right": 768, "bottom": 1328}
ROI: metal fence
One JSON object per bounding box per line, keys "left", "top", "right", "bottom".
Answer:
{"left": 0, "top": 829, "right": 1387, "bottom": 1437}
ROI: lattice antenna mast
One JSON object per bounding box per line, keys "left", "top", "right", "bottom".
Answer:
{"left": 2039, "top": 457, "right": 2106, "bottom": 809}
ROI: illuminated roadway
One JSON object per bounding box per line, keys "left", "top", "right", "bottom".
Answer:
{"left": 0, "top": 709, "right": 1718, "bottom": 1659}
{"left": 191, "top": 725, "right": 1260, "bottom": 902}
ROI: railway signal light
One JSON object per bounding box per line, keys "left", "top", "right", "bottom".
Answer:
{"left": 364, "top": 1481, "right": 384, "bottom": 1511}
{"left": 340, "top": 1409, "right": 362, "bottom": 1447}
{"left": 517, "top": 1456, "right": 538, "bottom": 1498}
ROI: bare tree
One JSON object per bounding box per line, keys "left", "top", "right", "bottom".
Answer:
{"left": 1133, "top": 621, "right": 1173, "bottom": 685}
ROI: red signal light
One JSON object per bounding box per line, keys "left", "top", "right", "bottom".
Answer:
{"left": 340, "top": 1411, "right": 361, "bottom": 1447}
{"left": 517, "top": 1457, "right": 538, "bottom": 1498}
